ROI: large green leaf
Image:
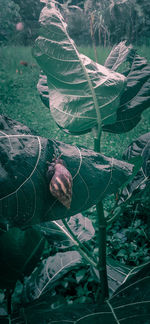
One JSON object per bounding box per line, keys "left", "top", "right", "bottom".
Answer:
{"left": 0, "top": 114, "right": 134, "bottom": 228}
{"left": 104, "top": 42, "right": 150, "bottom": 133}
{"left": 119, "top": 132, "right": 150, "bottom": 204}
{"left": 34, "top": 1, "right": 126, "bottom": 135}
{"left": 12, "top": 262, "right": 150, "bottom": 323}
{"left": 0, "top": 227, "right": 45, "bottom": 289}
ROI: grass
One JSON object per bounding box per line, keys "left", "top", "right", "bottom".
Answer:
{"left": 0, "top": 44, "right": 150, "bottom": 161}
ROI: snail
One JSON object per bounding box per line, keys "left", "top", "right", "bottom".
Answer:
{"left": 47, "top": 156, "right": 73, "bottom": 209}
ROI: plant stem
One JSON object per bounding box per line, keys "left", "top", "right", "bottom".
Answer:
{"left": 6, "top": 289, "right": 12, "bottom": 315}
{"left": 94, "top": 135, "right": 109, "bottom": 303}
{"left": 96, "top": 201, "right": 109, "bottom": 302}
{"left": 90, "top": 13, "right": 98, "bottom": 63}
{"left": 54, "top": 220, "right": 97, "bottom": 270}
{"left": 62, "top": 219, "right": 97, "bottom": 263}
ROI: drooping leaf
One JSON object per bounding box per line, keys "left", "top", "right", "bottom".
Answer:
{"left": 0, "top": 114, "right": 134, "bottom": 228}
{"left": 34, "top": 1, "right": 126, "bottom": 135}
{"left": 34, "top": 213, "right": 95, "bottom": 250}
{"left": 22, "top": 250, "right": 86, "bottom": 303}
{"left": 13, "top": 262, "right": 150, "bottom": 323}
{"left": 0, "top": 227, "right": 45, "bottom": 289}
{"left": 119, "top": 132, "right": 150, "bottom": 203}
{"left": 104, "top": 43, "right": 150, "bottom": 133}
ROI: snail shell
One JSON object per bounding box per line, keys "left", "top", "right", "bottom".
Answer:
{"left": 47, "top": 159, "right": 73, "bottom": 209}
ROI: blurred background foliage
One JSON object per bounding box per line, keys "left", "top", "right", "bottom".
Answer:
{"left": 0, "top": 0, "right": 150, "bottom": 47}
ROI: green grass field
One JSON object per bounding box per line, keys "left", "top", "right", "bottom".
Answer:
{"left": 0, "top": 45, "right": 150, "bottom": 159}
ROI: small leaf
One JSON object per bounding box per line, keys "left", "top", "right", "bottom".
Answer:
{"left": 104, "top": 41, "right": 133, "bottom": 72}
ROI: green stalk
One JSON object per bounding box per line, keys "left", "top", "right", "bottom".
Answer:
{"left": 90, "top": 13, "right": 98, "bottom": 63}
{"left": 94, "top": 135, "right": 109, "bottom": 303}
{"left": 67, "top": 18, "right": 109, "bottom": 300}
{"left": 96, "top": 200, "right": 109, "bottom": 302}
{"left": 6, "top": 288, "right": 13, "bottom": 315}
{"left": 55, "top": 219, "right": 97, "bottom": 269}
{"left": 62, "top": 219, "right": 97, "bottom": 263}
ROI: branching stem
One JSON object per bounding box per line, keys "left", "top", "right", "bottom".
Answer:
{"left": 96, "top": 201, "right": 109, "bottom": 302}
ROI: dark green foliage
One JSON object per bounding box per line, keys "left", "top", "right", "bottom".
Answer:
{"left": 13, "top": 0, "right": 43, "bottom": 45}
{"left": 1, "top": 0, "right": 150, "bottom": 47}
{"left": 107, "top": 215, "right": 150, "bottom": 266}
{"left": 84, "top": 0, "right": 150, "bottom": 46}
{"left": 0, "top": 0, "right": 20, "bottom": 44}
{"left": 106, "top": 133, "right": 150, "bottom": 266}
{"left": 0, "top": 227, "right": 45, "bottom": 289}
{"left": 11, "top": 263, "right": 150, "bottom": 323}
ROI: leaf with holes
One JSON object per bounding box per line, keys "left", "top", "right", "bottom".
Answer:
{"left": 0, "top": 114, "right": 134, "bottom": 228}
{"left": 34, "top": 1, "right": 126, "bottom": 135}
